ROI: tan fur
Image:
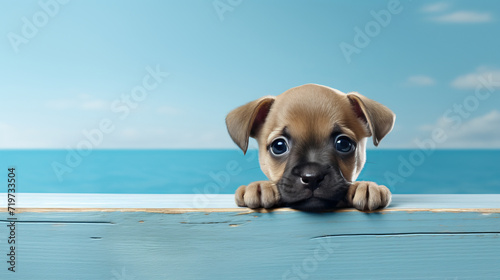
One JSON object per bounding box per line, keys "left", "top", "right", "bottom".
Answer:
{"left": 225, "top": 96, "right": 275, "bottom": 154}
{"left": 226, "top": 84, "right": 395, "bottom": 211}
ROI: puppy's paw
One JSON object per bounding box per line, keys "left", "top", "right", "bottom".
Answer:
{"left": 235, "top": 181, "right": 280, "bottom": 209}
{"left": 347, "top": 181, "right": 392, "bottom": 211}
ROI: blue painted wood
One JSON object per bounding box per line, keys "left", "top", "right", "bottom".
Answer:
{"left": 2, "top": 193, "right": 500, "bottom": 209}
{"left": 1, "top": 203, "right": 500, "bottom": 279}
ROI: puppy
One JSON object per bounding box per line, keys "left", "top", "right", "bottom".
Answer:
{"left": 225, "top": 84, "right": 395, "bottom": 211}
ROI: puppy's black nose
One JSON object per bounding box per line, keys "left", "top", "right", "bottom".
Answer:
{"left": 292, "top": 163, "right": 327, "bottom": 190}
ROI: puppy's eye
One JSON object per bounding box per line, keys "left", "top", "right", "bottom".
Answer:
{"left": 270, "top": 137, "right": 289, "bottom": 156}
{"left": 335, "top": 135, "right": 355, "bottom": 154}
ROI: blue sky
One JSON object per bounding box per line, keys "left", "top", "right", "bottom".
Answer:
{"left": 1, "top": 0, "right": 499, "bottom": 149}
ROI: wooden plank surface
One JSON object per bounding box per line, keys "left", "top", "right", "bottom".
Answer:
{"left": 1, "top": 194, "right": 499, "bottom": 279}
{"left": 1, "top": 193, "right": 500, "bottom": 211}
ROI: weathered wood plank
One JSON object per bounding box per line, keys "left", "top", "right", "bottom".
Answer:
{"left": 1, "top": 194, "right": 499, "bottom": 279}
{"left": 2, "top": 193, "right": 500, "bottom": 211}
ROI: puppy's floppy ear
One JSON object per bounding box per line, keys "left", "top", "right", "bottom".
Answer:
{"left": 347, "top": 92, "right": 395, "bottom": 146}
{"left": 226, "top": 96, "right": 275, "bottom": 154}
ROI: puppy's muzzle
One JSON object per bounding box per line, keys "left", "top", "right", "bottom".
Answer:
{"left": 278, "top": 162, "right": 349, "bottom": 211}
{"left": 293, "top": 163, "right": 327, "bottom": 190}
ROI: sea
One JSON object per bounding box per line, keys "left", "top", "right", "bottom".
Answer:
{"left": 1, "top": 149, "right": 499, "bottom": 194}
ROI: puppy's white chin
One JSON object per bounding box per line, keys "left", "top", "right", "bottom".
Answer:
{"left": 287, "top": 197, "right": 338, "bottom": 212}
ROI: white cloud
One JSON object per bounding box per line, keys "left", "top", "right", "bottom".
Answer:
{"left": 0, "top": 122, "right": 17, "bottom": 147}
{"left": 420, "top": 3, "right": 493, "bottom": 23}
{"left": 417, "top": 110, "right": 500, "bottom": 148}
{"left": 0, "top": 122, "right": 71, "bottom": 148}
{"left": 0, "top": 122, "right": 236, "bottom": 149}
{"left": 45, "top": 95, "right": 108, "bottom": 111}
{"left": 405, "top": 75, "right": 436, "bottom": 86}
{"left": 81, "top": 100, "right": 106, "bottom": 110}
{"left": 104, "top": 127, "right": 233, "bottom": 149}
{"left": 421, "top": 2, "right": 450, "bottom": 13}
{"left": 451, "top": 67, "right": 500, "bottom": 90}
{"left": 120, "top": 128, "right": 141, "bottom": 138}
{"left": 45, "top": 99, "right": 76, "bottom": 110}
{"left": 431, "top": 11, "right": 493, "bottom": 23}
{"left": 157, "top": 106, "right": 181, "bottom": 115}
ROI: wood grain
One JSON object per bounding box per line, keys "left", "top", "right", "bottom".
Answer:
{"left": 0, "top": 194, "right": 499, "bottom": 279}
{"left": 1, "top": 193, "right": 500, "bottom": 212}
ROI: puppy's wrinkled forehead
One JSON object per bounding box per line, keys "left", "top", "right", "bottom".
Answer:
{"left": 264, "top": 85, "right": 362, "bottom": 144}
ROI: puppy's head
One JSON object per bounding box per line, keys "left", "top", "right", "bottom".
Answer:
{"left": 226, "top": 84, "right": 395, "bottom": 211}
